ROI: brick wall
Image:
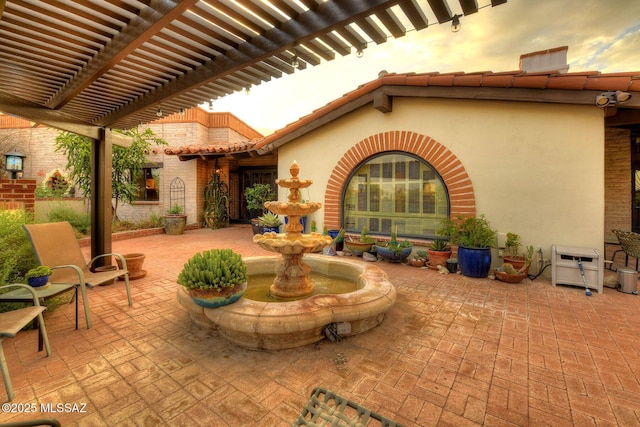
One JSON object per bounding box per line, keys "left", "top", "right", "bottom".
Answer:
{"left": 604, "top": 127, "right": 631, "bottom": 241}
{"left": 323, "top": 130, "right": 476, "bottom": 229}
{"left": 0, "top": 179, "right": 37, "bottom": 214}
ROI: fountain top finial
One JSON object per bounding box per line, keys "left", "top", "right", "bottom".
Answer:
{"left": 290, "top": 161, "right": 299, "bottom": 178}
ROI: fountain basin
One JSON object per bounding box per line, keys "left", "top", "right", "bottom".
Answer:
{"left": 177, "top": 254, "right": 397, "bottom": 350}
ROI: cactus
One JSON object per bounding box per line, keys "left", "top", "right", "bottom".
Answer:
{"left": 177, "top": 249, "right": 247, "bottom": 292}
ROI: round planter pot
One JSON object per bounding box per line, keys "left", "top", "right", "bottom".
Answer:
{"left": 428, "top": 249, "right": 452, "bottom": 267}
{"left": 503, "top": 256, "right": 530, "bottom": 274}
{"left": 457, "top": 246, "right": 492, "bottom": 278}
{"left": 164, "top": 215, "right": 187, "bottom": 235}
{"left": 446, "top": 258, "right": 458, "bottom": 273}
{"left": 188, "top": 282, "right": 247, "bottom": 308}
{"left": 27, "top": 275, "right": 49, "bottom": 288}
{"left": 409, "top": 258, "right": 426, "bottom": 267}
{"left": 115, "top": 253, "right": 147, "bottom": 280}
{"left": 251, "top": 218, "right": 263, "bottom": 235}
{"left": 345, "top": 241, "right": 374, "bottom": 256}
{"left": 375, "top": 245, "right": 412, "bottom": 263}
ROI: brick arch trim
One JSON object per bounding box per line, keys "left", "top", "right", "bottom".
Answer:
{"left": 323, "top": 130, "right": 476, "bottom": 229}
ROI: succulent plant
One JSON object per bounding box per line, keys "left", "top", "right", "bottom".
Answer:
{"left": 258, "top": 212, "right": 282, "bottom": 227}
{"left": 177, "top": 249, "right": 247, "bottom": 291}
{"left": 429, "top": 239, "right": 450, "bottom": 252}
{"left": 25, "top": 265, "right": 53, "bottom": 279}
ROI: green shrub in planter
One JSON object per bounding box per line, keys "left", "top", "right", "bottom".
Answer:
{"left": 177, "top": 249, "right": 247, "bottom": 292}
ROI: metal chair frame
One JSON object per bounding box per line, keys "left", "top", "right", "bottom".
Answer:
{"left": 612, "top": 229, "right": 640, "bottom": 271}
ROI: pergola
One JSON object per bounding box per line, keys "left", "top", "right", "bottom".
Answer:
{"left": 0, "top": 0, "right": 507, "bottom": 257}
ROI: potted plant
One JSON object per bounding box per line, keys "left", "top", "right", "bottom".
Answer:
{"left": 177, "top": 248, "right": 248, "bottom": 308}
{"left": 345, "top": 227, "right": 376, "bottom": 256}
{"left": 258, "top": 212, "right": 282, "bottom": 233}
{"left": 427, "top": 238, "right": 452, "bottom": 268}
{"left": 245, "top": 183, "right": 276, "bottom": 235}
{"left": 495, "top": 245, "right": 534, "bottom": 283}
{"left": 438, "top": 214, "right": 496, "bottom": 278}
{"left": 502, "top": 233, "right": 530, "bottom": 273}
{"left": 164, "top": 203, "right": 187, "bottom": 235}
{"left": 25, "top": 265, "right": 53, "bottom": 287}
{"left": 409, "top": 249, "right": 428, "bottom": 267}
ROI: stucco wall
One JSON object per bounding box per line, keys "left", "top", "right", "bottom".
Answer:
{"left": 277, "top": 98, "right": 604, "bottom": 261}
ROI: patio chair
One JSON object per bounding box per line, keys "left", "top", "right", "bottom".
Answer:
{"left": 612, "top": 229, "right": 640, "bottom": 271}
{"left": 23, "top": 222, "right": 132, "bottom": 330}
{"left": 0, "top": 284, "right": 51, "bottom": 402}
{"left": 293, "top": 387, "right": 404, "bottom": 426}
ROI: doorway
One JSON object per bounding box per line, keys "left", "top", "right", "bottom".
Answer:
{"left": 238, "top": 167, "right": 277, "bottom": 222}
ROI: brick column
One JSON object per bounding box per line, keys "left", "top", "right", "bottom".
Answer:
{"left": 0, "top": 179, "right": 37, "bottom": 214}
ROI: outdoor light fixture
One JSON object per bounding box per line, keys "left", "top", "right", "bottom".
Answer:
{"left": 179, "top": 107, "right": 185, "bottom": 116}
{"left": 595, "top": 91, "right": 632, "bottom": 107}
{"left": 451, "top": 14, "right": 461, "bottom": 32}
{"left": 156, "top": 107, "right": 162, "bottom": 117}
{"left": 291, "top": 54, "right": 300, "bottom": 69}
{"left": 4, "top": 151, "right": 25, "bottom": 179}
{"left": 356, "top": 43, "right": 367, "bottom": 58}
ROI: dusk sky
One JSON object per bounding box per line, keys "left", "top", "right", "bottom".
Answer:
{"left": 208, "top": 0, "right": 640, "bottom": 136}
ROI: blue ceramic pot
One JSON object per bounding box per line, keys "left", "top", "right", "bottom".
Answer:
{"left": 375, "top": 245, "right": 412, "bottom": 263}
{"left": 189, "top": 282, "right": 247, "bottom": 308}
{"left": 28, "top": 275, "right": 49, "bottom": 287}
{"left": 457, "top": 246, "right": 492, "bottom": 278}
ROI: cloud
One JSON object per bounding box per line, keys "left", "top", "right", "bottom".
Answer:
{"left": 212, "top": 0, "right": 640, "bottom": 135}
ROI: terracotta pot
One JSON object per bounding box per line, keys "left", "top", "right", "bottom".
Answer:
{"left": 409, "top": 258, "right": 425, "bottom": 267}
{"left": 428, "top": 249, "right": 452, "bottom": 267}
{"left": 115, "top": 253, "right": 146, "bottom": 280}
{"left": 503, "top": 256, "right": 530, "bottom": 274}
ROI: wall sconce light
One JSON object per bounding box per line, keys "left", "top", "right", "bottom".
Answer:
{"left": 356, "top": 42, "right": 367, "bottom": 58}
{"left": 4, "top": 151, "right": 25, "bottom": 179}
{"left": 156, "top": 107, "right": 163, "bottom": 117}
{"left": 291, "top": 54, "right": 300, "bottom": 69}
{"left": 451, "top": 14, "right": 461, "bottom": 32}
{"left": 595, "top": 91, "right": 632, "bottom": 107}
{"left": 179, "top": 107, "right": 185, "bottom": 116}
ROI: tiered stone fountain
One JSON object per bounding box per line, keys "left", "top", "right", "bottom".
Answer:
{"left": 177, "top": 162, "right": 397, "bottom": 350}
{"left": 252, "top": 161, "right": 332, "bottom": 298}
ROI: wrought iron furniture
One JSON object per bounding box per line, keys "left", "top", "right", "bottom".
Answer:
{"left": 293, "top": 387, "right": 403, "bottom": 426}
{"left": 612, "top": 230, "right": 640, "bottom": 271}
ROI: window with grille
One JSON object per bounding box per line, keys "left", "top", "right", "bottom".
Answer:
{"left": 342, "top": 153, "right": 448, "bottom": 239}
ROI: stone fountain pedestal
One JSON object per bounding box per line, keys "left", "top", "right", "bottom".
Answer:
{"left": 252, "top": 161, "right": 331, "bottom": 298}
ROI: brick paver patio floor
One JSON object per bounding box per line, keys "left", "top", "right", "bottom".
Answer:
{"left": 1, "top": 225, "right": 640, "bottom": 426}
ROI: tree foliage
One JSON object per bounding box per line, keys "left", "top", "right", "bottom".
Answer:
{"left": 54, "top": 127, "right": 167, "bottom": 220}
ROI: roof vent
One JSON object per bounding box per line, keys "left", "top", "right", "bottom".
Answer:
{"left": 519, "top": 46, "right": 569, "bottom": 74}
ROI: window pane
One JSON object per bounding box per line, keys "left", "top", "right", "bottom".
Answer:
{"left": 134, "top": 167, "right": 160, "bottom": 201}
{"left": 343, "top": 153, "right": 448, "bottom": 239}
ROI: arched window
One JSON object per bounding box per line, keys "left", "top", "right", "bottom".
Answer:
{"left": 342, "top": 152, "right": 449, "bottom": 239}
